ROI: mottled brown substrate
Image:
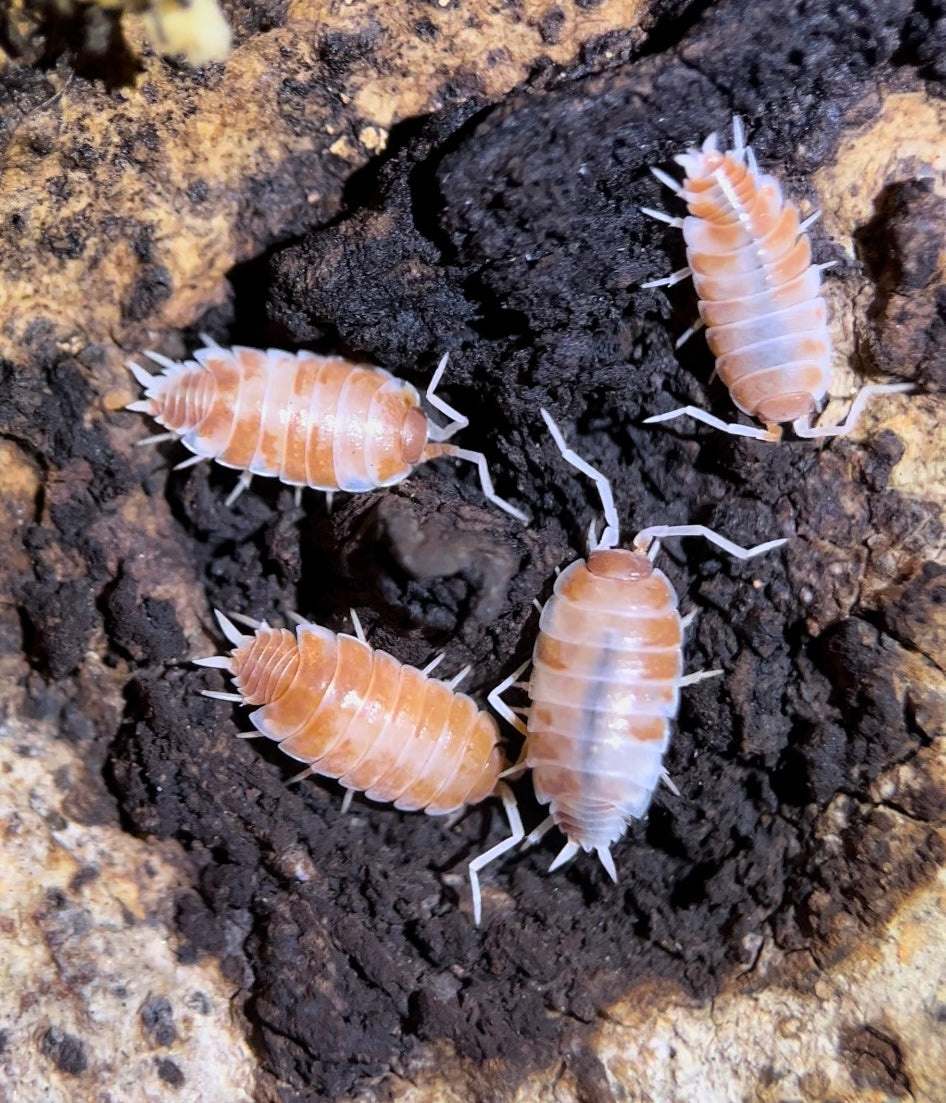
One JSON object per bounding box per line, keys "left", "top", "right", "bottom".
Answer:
{"left": 1, "top": 0, "right": 944, "bottom": 1101}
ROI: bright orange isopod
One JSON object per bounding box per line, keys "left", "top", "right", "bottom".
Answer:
{"left": 196, "top": 609, "right": 523, "bottom": 924}
{"left": 127, "top": 336, "right": 526, "bottom": 518}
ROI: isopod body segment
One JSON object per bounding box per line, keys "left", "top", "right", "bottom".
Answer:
{"left": 197, "top": 610, "right": 523, "bottom": 924}
{"left": 641, "top": 117, "right": 913, "bottom": 441}
{"left": 127, "top": 338, "right": 526, "bottom": 518}
{"left": 483, "top": 410, "right": 787, "bottom": 881}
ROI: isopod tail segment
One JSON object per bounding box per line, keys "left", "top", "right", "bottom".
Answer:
{"left": 195, "top": 607, "right": 524, "bottom": 927}
{"left": 126, "top": 339, "right": 527, "bottom": 521}
{"left": 639, "top": 115, "right": 916, "bottom": 443}
{"left": 484, "top": 408, "right": 787, "bottom": 882}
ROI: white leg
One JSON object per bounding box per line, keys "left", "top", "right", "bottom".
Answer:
{"left": 199, "top": 331, "right": 223, "bottom": 348}
{"left": 286, "top": 609, "right": 307, "bottom": 627}
{"left": 143, "top": 349, "right": 180, "bottom": 371}
{"left": 676, "top": 669, "right": 723, "bottom": 687}
{"left": 793, "top": 382, "right": 915, "bottom": 440}
{"left": 524, "top": 814, "right": 555, "bottom": 848}
{"left": 674, "top": 318, "right": 706, "bottom": 349}
{"left": 325, "top": 491, "right": 334, "bottom": 514}
{"left": 446, "top": 665, "right": 471, "bottom": 691}
{"left": 632, "top": 524, "right": 787, "bottom": 561}
{"left": 285, "top": 766, "right": 315, "bottom": 786}
{"left": 135, "top": 432, "right": 178, "bottom": 447}
{"left": 340, "top": 788, "right": 355, "bottom": 814}
{"left": 540, "top": 408, "right": 620, "bottom": 550}
{"left": 126, "top": 360, "right": 157, "bottom": 387}
{"left": 225, "top": 471, "right": 253, "bottom": 506}
{"left": 468, "top": 782, "right": 524, "bottom": 926}
{"left": 488, "top": 660, "right": 530, "bottom": 736}
{"left": 799, "top": 209, "right": 822, "bottom": 232}
{"left": 125, "top": 399, "right": 157, "bottom": 414}
{"left": 293, "top": 487, "right": 303, "bottom": 508}
{"left": 660, "top": 768, "right": 681, "bottom": 797}
{"left": 746, "top": 146, "right": 759, "bottom": 175}
{"left": 193, "top": 655, "right": 234, "bottom": 670}
{"left": 234, "top": 730, "right": 262, "bottom": 740}
{"left": 421, "top": 653, "right": 446, "bottom": 677}
{"left": 680, "top": 609, "right": 697, "bottom": 630}
{"left": 173, "top": 453, "right": 204, "bottom": 470}
{"left": 225, "top": 610, "right": 267, "bottom": 631}
{"left": 214, "top": 610, "right": 251, "bottom": 646}
{"left": 731, "top": 114, "right": 746, "bottom": 157}
{"left": 424, "top": 353, "right": 468, "bottom": 442}
{"left": 643, "top": 405, "right": 780, "bottom": 442}
{"left": 435, "top": 445, "right": 528, "bottom": 521}
{"left": 641, "top": 265, "right": 692, "bottom": 290}
{"left": 349, "top": 609, "right": 367, "bottom": 644}
{"left": 649, "top": 166, "right": 684, "bottom": 195}
{"left": 640, "top": 205, "right": 684, "bottom": 228}
{"left": 202, "top": 690, "right": 244, "bottom": 702}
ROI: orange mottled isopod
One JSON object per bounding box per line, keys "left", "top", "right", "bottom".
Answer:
{"left": 127, "top": 337, "right": 525, "bottom": 518}
{"left": 479, "top": 410, "right": 786, "bottom": 888}
{"left": 197, "top": 610, "right": 522, "bottom": 924}
{"left": 641, "top": 117, "right": 912, "bottom": 442}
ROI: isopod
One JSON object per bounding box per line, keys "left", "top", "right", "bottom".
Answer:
{"left": 126, "top": 336, "right": 526, "bottom": 519}
{"left": 196, "top": 609, "right": 523, "bottom": 924}
{"left": 641, "top": 117, "right": 913, "bottom": 442}
{"left": 480, "top": 410, "right": 786, "bottom": 885}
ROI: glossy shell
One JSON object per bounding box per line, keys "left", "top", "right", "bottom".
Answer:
{"left": 134, "top": 345, "right": 427, "bottom": 492}
{"left": 675, "top": 134, "right": 831, "bottom": 424}
{"left": 525, "top": 548, "right": 682, "bottom": 853}
{"left": 227, "top": 622, "right": 504, "bottom": 814}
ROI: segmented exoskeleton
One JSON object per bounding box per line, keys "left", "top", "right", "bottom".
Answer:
{"left": 641, "top": 117, "right": 913, "bottom": 442}
{"left": 127, "top": 337, "right": 525, "bottom": 518}
{"left": 197, "top": 610, "right": 523, "bottom": 924}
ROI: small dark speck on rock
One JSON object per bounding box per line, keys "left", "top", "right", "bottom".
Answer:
{"left": 140, "top": 996, "right": 178, "bottom": 1047}
{"left": 156, "top": 1057, "right": 186, "bottom": 1087}
{"left": 40, "top": 1027, "right": 88, "bottom": 1075}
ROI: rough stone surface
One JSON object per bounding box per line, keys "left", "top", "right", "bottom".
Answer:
{"left": 1, "top": 0, "right": 944, "bottom": 1101}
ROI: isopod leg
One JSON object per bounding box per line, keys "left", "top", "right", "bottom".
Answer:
{"left": 468, "top": 782, "right": 524, "bottom": 926}
{"left": 639, "top": 205, "right": 684, "bottom": 228}
{"left": 548, "top": 840, "right": 580, "bottom": 873}
{"left": 421, "top": 653, "right": 446, "bottom": 677}
{"left": 640, "top": 265, "right": 692, "bottom": 290}
{"left": 540, "top": 409, "right": 620, "bottom": 550}
{"left": 340, "top": 788, "right": 355, "bottom": 814}
{"left": 225, "top": 471, "right": 253, "bottom": 507}
{"left": 674, "top": 318, "right": 706, "bottom": 349}
{"left": 642, "top": 404, "right": 781, "bottom": 442}
{"left": 523, "top": 814, "right": 554, "bottom": 848}
{"left": 446, "top": 665, "right": 471, "bottom": 690}
{"left": 488, "top": 660, "right": 530, "bottom": 736}
{"left": 632, "top": 524, "right": 787, "bottom": 561}
{"left": 676, "top": 669, "right": 723, "bottom": 687}
{"left": 424, "top": 353, "right": 468, "bottom": 442}
{"left": 793, "top": 382, "right": 915, "bottom": 439}
{"left": 349, "top": 609, "right": 367, "bottom": 643}
{"left": 173, "top": 453, "right": 204, "bottom": 470}
{"left": 434, "top": 444, "right": 528, "bottom": 522}
{"left": 135, "top": 432, "right": 178, "bottom": 447}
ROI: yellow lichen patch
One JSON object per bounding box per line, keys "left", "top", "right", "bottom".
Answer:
{"left": 0, "top": 710, "right": 256, "bottom": 1103}
{"left": 813, "top": 91, "right": 946, "bottom": 248}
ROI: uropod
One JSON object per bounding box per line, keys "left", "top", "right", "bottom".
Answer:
{"left": 196, "top": 609, "right": 523, "bottom": 925}
{"left": 479, "top": 411, "right": 786, "bottom": 889}
{"left": 641, "top": 116, "right": 913, "bottom": 442}
{"left": 127, "top": 336, "right": 526, "bottom": 519}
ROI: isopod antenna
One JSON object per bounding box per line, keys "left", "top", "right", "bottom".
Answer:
{"left": 422, "top": 354, "right": 529, "bottom": 522}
